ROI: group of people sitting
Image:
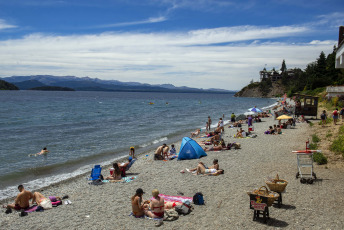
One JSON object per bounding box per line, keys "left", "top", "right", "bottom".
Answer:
{"left": 264, "top": 125, "right": 282, "bottom": 135}
{"left": 131, "top": 188, "right": 182, "bottom": 226}
{"left": 154, "top": 144, "right": 176, "bottom": 160}
{"left": 105, "top": 157, "right": 136, "bottom": 181}
{"left": 2, "top": 185, "right": 65, "bottom": 214}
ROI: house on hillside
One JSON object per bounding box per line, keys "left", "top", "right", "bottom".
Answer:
{"left": 336, "top": 26, "right": 344, "bottom": 69}
{"left": 259, "top": 68, "right": 295, "bottom": 82}
{"left": 326, "top": 86, "right": 344, "bottom": 98}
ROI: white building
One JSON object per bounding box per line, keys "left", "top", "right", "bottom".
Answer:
{"left": 336, "top": 26, "right": 344, "bottom": 68}
{"left": 326, "top": 86, "right": 344, "bottom": 98}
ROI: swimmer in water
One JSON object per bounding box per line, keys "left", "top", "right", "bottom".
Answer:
{"left": 37, "top": 147, "right": 49, "bottom": 155}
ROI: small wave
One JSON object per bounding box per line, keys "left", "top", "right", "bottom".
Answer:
{"left": 139, "top": 137, "right": 168, "bottom": 148}
{"left": 0, "top": 156, "right": 124, "bottom": 201}
{"left": 261, "top": 102, "right": 278, "bottom": 110}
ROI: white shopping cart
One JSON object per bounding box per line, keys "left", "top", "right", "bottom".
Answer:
{"left": 294, "top": 152, "right": 317, "bottom": 184}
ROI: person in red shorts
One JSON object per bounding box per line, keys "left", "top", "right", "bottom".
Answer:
{"left": 3, "top": 185, "right": 33, "bottom": 212}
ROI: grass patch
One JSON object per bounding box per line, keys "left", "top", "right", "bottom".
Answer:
{"left": 330, "top": 135, "right": 344, "bottom": 157}
{"left": 309, "top": 143, "right": 318, "bottom": 150}
{"left": 312, "top": 134, "right": 321, "bottom": 143}
{"left": 309, "top": 121, "right": 314, "bottom": 127}
{"left": 326, "top": 131, "right": 332, "bottom": 138}
{"left": 339, "top": 125, "right": 344, "bottom": 135}
{"left": 313, "top": 152, "right": 328, "bottom": 165}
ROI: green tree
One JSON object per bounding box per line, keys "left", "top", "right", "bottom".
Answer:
{"left": 280, "top": 59, "right": 287, "bottom": 73}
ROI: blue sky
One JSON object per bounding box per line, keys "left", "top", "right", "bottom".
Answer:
{"left": 0, "top": 0, "right": 343, "bottom": 90}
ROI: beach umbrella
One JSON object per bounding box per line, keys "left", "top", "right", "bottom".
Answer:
{"left": 244, "top": 111, "right": 255, "bottom": 116}
{"left": 276, "top": 115, "right": 292, "bottom": 120}
{"left": 248, "top": 107, "right": 262, "bottom": 113}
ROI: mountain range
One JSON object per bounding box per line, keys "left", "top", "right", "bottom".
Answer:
{"left": 1, "top": 75, "right": 235, "bottom": 94}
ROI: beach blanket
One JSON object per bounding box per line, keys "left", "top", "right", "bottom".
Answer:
{"left": 103, "top": 176, "right": 137, "bottom": 183}
{"left": 157, "top": 194, "right": 192, "bottom": 203}
{"left": 24, "top": 205, "right": 38, "bottom": 213}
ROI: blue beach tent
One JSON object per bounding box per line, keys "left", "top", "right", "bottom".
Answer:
{"left": 177, "top": 137, "right": 207, "bottom": 160}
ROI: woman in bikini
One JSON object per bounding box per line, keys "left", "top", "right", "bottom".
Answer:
{"left": 145, "top": 189, "right": 165, "bottom": 219}
{"left": 192, "top": 162, "right": 224, "bottom": 175}
{"left": 131, "top": 188, "right": 149, "bottom": 218}
{"left": 105, "top": 163, "right": 122, "bottom": 181}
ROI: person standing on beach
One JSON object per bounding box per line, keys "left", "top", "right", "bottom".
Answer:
{"left": 230, "top": 113, "right": 236, "bottom": 123}
{"left": 207, "top": 116, "right": 212, "bottom": 130}
{"left": 3, "top": 185, "right": 33, "bottom": 212}
{"left": 217, "top": 118, "right": 224, "bottom": 132}
{"left": 129, "top": 146, "right": 135, "bottom": 158}
{"left": 247, "top": 115, "right": 253, "bottom": 127}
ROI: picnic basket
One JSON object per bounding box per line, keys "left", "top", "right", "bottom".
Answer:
{"left": 247, "top": 186, "right": 279, "bottom": 207}
{"left": 265, "top": 174, "right": 288, "bottom": 193}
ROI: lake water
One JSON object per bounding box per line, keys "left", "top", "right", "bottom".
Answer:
{"left": 0, "top": 90, "right": 276, "bottom": 200}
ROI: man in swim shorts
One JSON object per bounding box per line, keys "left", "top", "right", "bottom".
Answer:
{"left": 154, "top": 144, "right": 166, "bottom": 160}
{"left": 3, "top": 185, "right": 33, "bottom": 211}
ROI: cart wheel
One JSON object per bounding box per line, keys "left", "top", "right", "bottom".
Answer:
{"left": 312, "top": 172, "right": 317, "bottom": 180}
{"left": 307, "top": 179, "right": 314, "bottom": 184}
{"left": 300, "top": 178, "right": 307, "bottom": 184}
{"left": 296, "top": 172, "right": 300, "bottom": 179}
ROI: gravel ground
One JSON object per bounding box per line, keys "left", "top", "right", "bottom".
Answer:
{"left": 1, "top": 107, "right": 344, "bottom": 230}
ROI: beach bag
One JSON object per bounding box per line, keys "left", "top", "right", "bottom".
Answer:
{"left": 164, "top": 209, "right": 179, "bottom": 221}
{"left": 90, "top": 178, "right": 103, "bottom": 186}
{"left": 175, "top": 201, "right": 192, "bottom": 215}
{"left": 193, "top": 192, "right": 204, "bottom": 205}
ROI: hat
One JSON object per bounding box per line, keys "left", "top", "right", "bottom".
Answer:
{"left": 128, "top": 156, "right": 133, "bottom": 161}
{"left": 130, "top": 146, "right": 135, "bottom": 149}
{"left": 136, "top": 188, "right": 145, "bottom": 194}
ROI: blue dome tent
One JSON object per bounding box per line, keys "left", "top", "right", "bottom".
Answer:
{"left": 177, "top": 137, "right": 207, "bottom": 160}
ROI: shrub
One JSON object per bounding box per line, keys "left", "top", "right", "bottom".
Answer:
{"left": 330, "top": 135, "right": 344, "bottom": 157}
{"left": 332, "top": 96, "right": 339, "bottom": 107}
{"left": 309, "top": 143, "right": 318, "bottom": 149}
{"left": 309, "top": 121, "right": 314, "bottom": 127}
{"left": 313, "top": 152, "right": 328, "bottom": 165}
{"left": 312, "top": 134, "right": 320, "bottom": 143}
{"left": 339, "top": 125, "right": 344, "bottom": 135}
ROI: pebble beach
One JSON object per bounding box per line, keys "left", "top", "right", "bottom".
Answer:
{"left": 1, "top": 107, "right": 344, "bottom": 229}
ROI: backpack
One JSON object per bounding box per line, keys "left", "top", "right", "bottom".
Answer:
{"left": 340, "top": 109, "right": 344, "bottom": 115}
{"left": 321, "top": 113, "right": 326, "bottom": 120}
{"left": 333, "top": 110, "right": 338, "bottom": 116}
{"left": 193, "top": 192, "right": 204, "bottom": 205}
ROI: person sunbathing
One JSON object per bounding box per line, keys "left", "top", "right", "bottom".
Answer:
{"left": 106, "top": 162, "right": 122, "bottom": 181}
{"left": 3, "top": 185, "right": 33, "bottom": 211}
{"left": 191, "top": 129, "right": 201, "bottom": 137}
{"left": 31, "top": 192, "right": 52, "bottom": 210}
{"left": 189, "top": 162, "right": 224, "bottom": 175}
{"left": 187, "top": 160, "right": 219, "bottom": 173}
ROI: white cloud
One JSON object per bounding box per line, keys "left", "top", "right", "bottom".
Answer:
{"left": 92, "top": 16, "right": 167, "bottom": 29}
{"left": 0, "top": 25, "right": 336, "bottom": 90}
{"left": 0, "top": 19, "right": 17, "bottom": 30}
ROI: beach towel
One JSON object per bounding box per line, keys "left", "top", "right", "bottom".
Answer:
{"left": 157, "top": 194, "right": 193, "bottom": 203}
{"left": 24, "top": 206, "right": 38, "bottom": 213}
{"left": 103, "top": 176, "right": 137, "bottom": 183}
